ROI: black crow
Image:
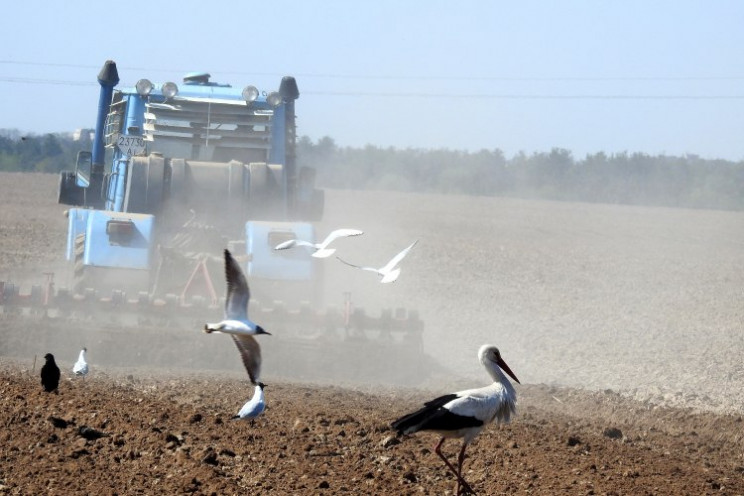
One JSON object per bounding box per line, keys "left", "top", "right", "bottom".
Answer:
{"left": 40, "top": 353, "right": 60, "bottom": 393}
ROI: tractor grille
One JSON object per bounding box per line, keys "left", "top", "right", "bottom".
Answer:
{"left": 143, "top": 99, "right": 274, "bottom": 150}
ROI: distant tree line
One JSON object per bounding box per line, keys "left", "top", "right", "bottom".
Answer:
{"left": 0, "top": 129, "right": 93, "bottom": 175}
{"left": 299, "top": 136, "right": 744, "bottom": 211}
{"left": 1, "top": 129, "right": 742, "bottom": 211}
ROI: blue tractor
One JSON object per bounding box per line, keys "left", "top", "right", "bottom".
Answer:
{"left": 57, "top": 60, "right": 324, "bottom": 308}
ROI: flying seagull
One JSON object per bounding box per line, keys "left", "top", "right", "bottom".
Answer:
{"left": 72, "top": 347, "right": 88, "bottom": 377}
{"left": 233, "top": 382, "right": 267, "bottom": 422}
{"left": 204, "top": 249, "right": 270, "bottom": 384}
{"left": 391, "top": 344, "right": 520, "bottom": 495}
{"left": 337, "top": 240, "right": 418, "bottom": 283}
{"left": 274, "top": 228, "right": 363, "bottom": 258}
{"left": 40, "top": 353, "right": 61, "bottom": 393}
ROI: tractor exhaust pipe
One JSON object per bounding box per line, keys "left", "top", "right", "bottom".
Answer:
{"left": 88, "top": 60, "right": 120, "bottom": 208}
{"left": 280, "top": 76, "right": 299, "bottom": 218}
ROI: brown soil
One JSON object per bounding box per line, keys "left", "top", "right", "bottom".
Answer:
{"left": 1, "top": 172, "right": 744, "bottom": 494}
{"left": 1, "top": 362, "right": 743, "bottom": 495}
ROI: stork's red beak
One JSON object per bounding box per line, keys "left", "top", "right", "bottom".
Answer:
{"left": 498, "top": 357, "right": 521, "bottom": 384}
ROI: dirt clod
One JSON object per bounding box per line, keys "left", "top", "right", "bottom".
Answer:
{"left": 603, "top": 427, "right": 623, "bottom": 439}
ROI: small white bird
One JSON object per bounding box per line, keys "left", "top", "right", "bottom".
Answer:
{"left": 233, "top": 382, "right": 267, "bottom": 422}
{"left": 337, "top": 240, "right": 418, "bottom": 283}
{"left": 72, "top": 348, "right": 89, "bottom": 377}
{"left": 204, "top": 249, "right": 270, "bottom": 384}
{"left": 391, "top": 344, "right": 520, "bottom": 495}
{"left": 274, "top": 228, "right": 363, "bottom": 258}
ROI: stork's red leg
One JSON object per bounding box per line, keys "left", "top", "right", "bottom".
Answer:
{"left": 433, "top": 438, "right": 476, "bottom": 495}
{"left": 456, "top": 443, "right": 471, "bottom": 495}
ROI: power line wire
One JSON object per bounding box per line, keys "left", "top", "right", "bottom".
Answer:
{"left": 304, "top": 91, "right": 744, "bottom": 100}
{"left": 1, "top": 60, "right": 743, "bottom": 82}
{"left": 0, "top": 76, "right": 95, "bottom": 87}
{"left": 1, "top": 77, "right": 741, "bottom": 100}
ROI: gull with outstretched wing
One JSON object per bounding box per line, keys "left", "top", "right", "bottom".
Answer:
{"left": 204, "top": 249, "right": 270, "bottom": 384}
{"left": 274, "top": 228, "right": 363, "bottom": 258}
{"left": 337, "top": 240, "right": 418, "bottom": 283}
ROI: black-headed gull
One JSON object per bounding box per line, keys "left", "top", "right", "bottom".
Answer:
{"left": 72, "top": 347, "right": 88, "bottom": 377}
{"left": 233, "top": 382, "right": 267, "bottom": 422}
{"left": 391, "top": 344, "right": 520, "bottom": 495}
{"left": 337, "top": 240, "right": 418, "bottom": 283}
{"left": 204, "top": 249, "right": 270, "bottom": 384}
{"left": 274, "top": 228, "right": 363, "bottom": 258}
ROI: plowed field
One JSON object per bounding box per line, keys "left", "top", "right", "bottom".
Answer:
{"left": 1, "top": 172, "right": 743, "bottom": 495}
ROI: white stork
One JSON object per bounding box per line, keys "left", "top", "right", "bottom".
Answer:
{"left": 391, "top": 344, "right": 520, "bottom": 495}
{"left": 274, "top": 228, "right": 363, "bottom": 258}
{"left": 204, "top": 249, "right": 270, "bottom": 385}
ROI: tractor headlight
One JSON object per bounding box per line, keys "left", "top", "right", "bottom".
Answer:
{"left": 135, "top": 79, "right": 153, "bottom": 96}
{"left": 267, "top": 91, "right": 283, "bottom": 108}
{"left": 242, "top": 85, "right": 259, "bottom": 103}
{"left": 161, "top": 82, "right": 179, "bottom": 99}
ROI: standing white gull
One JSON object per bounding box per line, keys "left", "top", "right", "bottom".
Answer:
{"left": 274, "top": 228, "right": 363, "bottom": 258}
{"left": 72, "top": 347, "right": 88, "bottom": 377}
{"left": 391, "top": 344, "right": 520, "bottom": 495}
{"left": 233, "top": 382, "right": 267, "bottom": 422}
{"left": 337, "top": 240, "right": 417, "bottom": 283}
{"left": 204, "top": 249, "right": 270, "bottom": 384}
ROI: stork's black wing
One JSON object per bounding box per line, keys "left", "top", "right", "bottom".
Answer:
{"left": 391, "top": 393, "right": 483, "bottom": 435}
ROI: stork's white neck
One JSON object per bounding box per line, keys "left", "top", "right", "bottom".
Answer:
{"left": 484, "top": 359, "right": 517, "bottom": 397}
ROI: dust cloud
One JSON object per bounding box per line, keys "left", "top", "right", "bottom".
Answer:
{"left": 2, "top": 173, "right": 744, "bottom": 414}
{"left": 318, "top": 187, "right": 744, "bottom": 413}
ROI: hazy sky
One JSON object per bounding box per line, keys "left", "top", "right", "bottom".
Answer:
{"left": 1, "top": 1, "right": 743, "bottom": 160}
